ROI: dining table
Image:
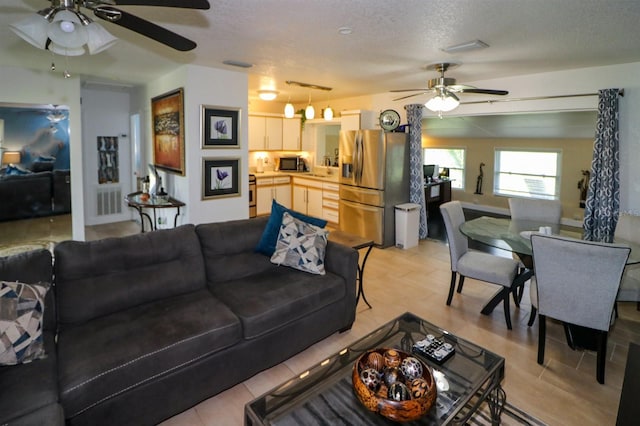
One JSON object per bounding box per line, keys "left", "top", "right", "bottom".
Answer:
{"left": 460, "top": 215, "right": 640, "bottom": 347}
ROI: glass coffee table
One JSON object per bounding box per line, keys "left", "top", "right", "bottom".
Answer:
{"left": 245, "top": 312, "right": 506, "bottom": 425}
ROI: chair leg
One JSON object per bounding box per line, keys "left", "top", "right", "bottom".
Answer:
{"left": 596, "top": 331, "right": 608, "bottom": 384}
{"left": 527, "top": 306, "right": 537, "bottom": 327}
{"left": 503, "top": 289, "right": 512, "bottom": 330}
{"left": 446, "top": 272, "right": 457, "bottom": 305}
{"left": 512, "top": 286, "right": 521, "bottom": 308}
{"left": 537, "top": 315, "right": 546, "bottom": 365}
{"left": 457, "top": 275, "right": 465, "bottom": 293}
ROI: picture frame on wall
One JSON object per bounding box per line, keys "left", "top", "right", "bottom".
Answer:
{"left": 201, "top": 105, "right": 241, "bottom": 148}
{"left": 151, "top": 88, "right": 185, "bottom": 175}
{"left": 202, "top": 157, "right": 241, "bottom": 199}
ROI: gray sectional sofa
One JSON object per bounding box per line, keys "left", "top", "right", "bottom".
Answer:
{"left": 0, "top": 169, "right": 71, "bottom": 221}
{"left": 0, "top": 216, "right": 358, "bottom": 425}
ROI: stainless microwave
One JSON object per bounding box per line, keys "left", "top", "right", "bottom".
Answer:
{"left": 279, "top": 156, "right": 302, "bottom": 171}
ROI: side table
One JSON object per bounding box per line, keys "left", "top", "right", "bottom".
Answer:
{"left": 328, "top": 229, "right": 374, "bottom": 309}
{"left": 125, "top": 192, "right": 185, "bottom": 233}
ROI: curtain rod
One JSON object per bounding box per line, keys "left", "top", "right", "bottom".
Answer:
{"left": 461, "top": 89, "right": 624, "bottom": 106}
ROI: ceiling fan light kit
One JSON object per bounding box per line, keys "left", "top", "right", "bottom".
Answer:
{"left": 10, "top": 0, "right": 210, "bottom": 63}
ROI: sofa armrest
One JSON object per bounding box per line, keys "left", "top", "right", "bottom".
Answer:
{"left": 324, "top": 241, "right": 358, "bottom": 305}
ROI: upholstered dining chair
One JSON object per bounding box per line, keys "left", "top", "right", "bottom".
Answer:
{"left": 508, "top": 198, "right": 562, "bottom": 224}
{"left": 530, "top": 233, "right": 630, "bottom": 384}
{"left": 508, "top": 197, "right": 562, "bottom": 305}
{"left": 614, "top": 213, "right": 640, "bottom": 309}
{"left": 439, "top": 201, "right": 520, "bottom": 329}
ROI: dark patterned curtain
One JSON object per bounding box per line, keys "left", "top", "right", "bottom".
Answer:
{"left": 583, "top": 89, "right": 621, "bottom": 242}
{"left": 404, "top": 104, "right": 428, "bottom": 239}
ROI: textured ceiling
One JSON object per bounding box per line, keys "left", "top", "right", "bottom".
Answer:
{"left": 1, "top": 0, "right": 640, "bottom": 103}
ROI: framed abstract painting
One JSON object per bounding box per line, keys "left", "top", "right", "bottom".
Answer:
{"left": 151, "top": 88, "right": 185, "bottom": 175}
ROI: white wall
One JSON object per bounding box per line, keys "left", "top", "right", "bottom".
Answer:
{"left": 142, "top": 65, "right": 249, "bottom": 226}
{"left": 0, "top": 65, "right": 85, "bottom": 240}
{"left": 81, "top": 87, "right": 133, "bottom": 225}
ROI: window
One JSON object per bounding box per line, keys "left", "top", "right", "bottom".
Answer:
{"left": 494, "top": 149, "right": 561, "bottom": 199}
{"left": 423, "top": 148, "right": 465, "bottom": 189}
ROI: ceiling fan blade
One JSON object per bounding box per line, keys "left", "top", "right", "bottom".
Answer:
{"left": 459, "top": 88, "right": 509, "bottom": 96}
{"left": 109, "top": 0, "right": 210, "bottom": 9}
{"left": 94, "top": 6, "right": 197, "bottom": 51}
{"left": 389, "top": 89, "right": 429, "bottom": 93}
{"left": 393, "top": 92, "right": 430, "bottom": 101}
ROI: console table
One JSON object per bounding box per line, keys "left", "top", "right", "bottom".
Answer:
{"left": 425, "top": 179, "right": 452, "bottom": 215}
{"left": 125, "top": 192, "right": 185, "bottom": 233}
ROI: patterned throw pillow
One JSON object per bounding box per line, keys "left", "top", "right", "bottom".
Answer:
{"left": 270, "top": 212, "right": 329, "bottom": 275}
{"left": 0, "top": 281, "right": 49, "bottom": 365}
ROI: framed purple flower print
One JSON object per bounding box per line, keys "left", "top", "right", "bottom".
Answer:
{"left": 201, "top": 105, "right": 240, "bottom": 148}
{"left": 202, "top": 158, "right": 240, "bottom": 199}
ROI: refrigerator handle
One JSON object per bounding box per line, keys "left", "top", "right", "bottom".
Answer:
{"left": 355, "top": 131, "right": 364, "bottom": 184}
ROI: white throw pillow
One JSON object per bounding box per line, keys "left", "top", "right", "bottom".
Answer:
{"left": 270, "top": 212, "right": 329, "bottom": 275}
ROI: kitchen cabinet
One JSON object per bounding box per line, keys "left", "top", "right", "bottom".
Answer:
{"left": 249, "top": 115, "right": 283, "bottom": 151}
{"left": 322, "top": 182, "right": 340, "bottom": 224}
{"left": 341, "top": 109, "right": 376, "bottom": 131}
{"left": 256, "top": 176, "right": 291, "bottom": 215}
{"left": 282, "top": 117, "right": 301, "bottom": 150}
{"left": 292, "top": 177, "right": 323, "bottom": 218}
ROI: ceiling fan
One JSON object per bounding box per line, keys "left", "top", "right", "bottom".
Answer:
{"left": 11, "top": 0, "right": 210, "bottom": 54}
{"left": 391, "top": 63, "right": 508, "bottom": 113}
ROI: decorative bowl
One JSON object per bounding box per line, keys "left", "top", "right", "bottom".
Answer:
{"left": 352, "top": 348, "right": 437, "bottom": 422}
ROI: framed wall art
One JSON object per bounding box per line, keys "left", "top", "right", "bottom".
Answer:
{"left": 202, "top": 157, "right": 240, "bottom": 199}
{"left": 201, "top": 105, "right": 240, "bottom": 148}
{"left": 151, "top": 88, "right": 185, "bottom": 175}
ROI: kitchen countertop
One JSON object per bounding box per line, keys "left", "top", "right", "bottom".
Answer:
{"left": 253, "top": 171, "right": 339, "bottom": 183}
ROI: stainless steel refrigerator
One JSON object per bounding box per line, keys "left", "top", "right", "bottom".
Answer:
{"left": 339, "top": 130, "right": 410, "bottom": 247}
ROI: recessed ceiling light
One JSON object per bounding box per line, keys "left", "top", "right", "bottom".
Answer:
{"left": 222, "top": 60, "right": 253, "bottom": 68}
{"left": 441, "top": 39, "right": 489, "bottom": 54}
{"left": 338, "top": 27, "right": 353, "bottom": 35}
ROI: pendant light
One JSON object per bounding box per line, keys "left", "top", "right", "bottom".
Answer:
{"left": 284, "top": 94, "right": 295, "bottom": 118}
{"left": 305, "top": 92, "right": 315, "bottom": 120}
{"left": 323, "top": 91, "right": 334, "bottom": 120}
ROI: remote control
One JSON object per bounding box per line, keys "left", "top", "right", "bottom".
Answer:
{"left": 412, "top": 334, "right": 455, "bottom": 365}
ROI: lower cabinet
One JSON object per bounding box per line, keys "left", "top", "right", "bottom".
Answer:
{"left": 292, "top": 178, "right": 323, "bottom": 218}
{"left": 322, "top": 182, "right": 340, "bottom": 225}
{"left": 256, "top": 176, "right": 291, "bottom": 215}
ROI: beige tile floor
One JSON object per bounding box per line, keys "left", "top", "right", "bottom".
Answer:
{"left": 1, "top": 217, "right": 638, "bottom": 425}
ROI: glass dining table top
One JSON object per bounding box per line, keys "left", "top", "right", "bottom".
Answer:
{"left": 460, "top": 216, "right": 640, "bottom": 265}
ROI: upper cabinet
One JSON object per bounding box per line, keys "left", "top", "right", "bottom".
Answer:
{"left": 282, "top": 117, "right": 301, "bottom": 150}
{"left": 249, "top": 114, "right": 283, "bottom": 151}
{"left": 340, "top": 110, "right": 377, "bottom": 131}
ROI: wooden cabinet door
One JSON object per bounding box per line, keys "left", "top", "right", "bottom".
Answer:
{"left": 292, "top": 185, "right": 307, "bottom": 213}
{"left": 307, "top": 187, "right": 324, "bottom": 218}
{"left": 265, "top": 117, "right": 283, "bottom": 150}
{"left": 274, "top": 184, "right": 292, "bottom": 209}
{"left": 249, "top": 116, "right": 266, "bottom": 151}
{"left": 256, "top": 184, "right": 273, "bottom": 215}
{"left": 282, "top": 117, "right": 301, "bottom": 150}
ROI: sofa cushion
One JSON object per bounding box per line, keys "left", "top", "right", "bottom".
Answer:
{"left": 0, "top": 332, "right": 60, "bottom": 424}
{"left": 57, "top": 288, "right": 241, "bottom": 420}
{"left": 0, "top": 281, "right": 49, "bottom": 365}
{"left": 255, "top": 200, "right": 327, "bottom": 256}
{"left": 54, "top": 224, "right": 206, "bottom": 325}
{"left": 211, "top": 268, "right": 346, "bottom": 339}
{"left": 271, "top": 212, "right": 328, "bottom": 275}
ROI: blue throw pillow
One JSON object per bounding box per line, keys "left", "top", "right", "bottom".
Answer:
{"left": 255, "top": 200, "right": 327, "bottom": 256}
{"left": 5, "top": 164, "right": 32, "bottom": 176}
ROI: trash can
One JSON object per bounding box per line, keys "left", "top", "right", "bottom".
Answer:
{"left": 395, "top": 203, "right": 420, "bottom": 249}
